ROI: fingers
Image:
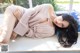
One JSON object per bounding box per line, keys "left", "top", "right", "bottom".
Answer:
{"left": 11, "top": 31, "right": 17, "bottom": 40}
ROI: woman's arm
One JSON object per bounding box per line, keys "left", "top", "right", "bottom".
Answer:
{"left": 13, "top": 5, "right": 43, "bottom": 36}
{"left": 13, "top": 4, "right": 55, "bottom": 36}
{"left": 13, "top": 9, "right": 35, "bottom": 36}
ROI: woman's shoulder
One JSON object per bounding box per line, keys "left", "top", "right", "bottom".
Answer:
{"left": 39, "top": 4, "right": 54, "bottom": 11}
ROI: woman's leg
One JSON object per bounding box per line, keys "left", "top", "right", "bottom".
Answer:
{"left": 0, "top": 6, "right": 17, "bottom": 44}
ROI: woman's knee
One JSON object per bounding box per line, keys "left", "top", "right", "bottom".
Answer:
{"left": 5, "top": 6, "right": 11, "bottom": 13}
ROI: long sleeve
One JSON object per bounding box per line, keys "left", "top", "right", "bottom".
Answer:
{"left": 13, "top": 4, "right": 43, "bottom": 36}
{"left": 13, "top": 9, "right": 34, "bottom": 36}
{"left": 13, "top": 4, "right": 53, "bottom": 36}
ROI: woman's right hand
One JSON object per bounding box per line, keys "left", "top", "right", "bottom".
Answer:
{"left": 11, "top": 31, "right": 17, "bottom": 40}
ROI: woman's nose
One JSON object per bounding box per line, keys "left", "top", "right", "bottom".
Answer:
{"left": 57, "top": 21, "right": 62, "bottom": 24}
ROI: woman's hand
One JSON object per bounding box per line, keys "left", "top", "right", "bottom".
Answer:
{"left": 13, "top": 8, "right": 21, "bottom": 18}
{"left": 11, "top": 31, "right": 17, "bottom": 40}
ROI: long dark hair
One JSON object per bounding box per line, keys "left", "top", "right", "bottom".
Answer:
{"left": 54, "top": 14, "right": 78, "bottom": 47}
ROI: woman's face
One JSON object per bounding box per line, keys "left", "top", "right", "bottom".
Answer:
{"left": 53, "top": 16, "right": 69, "bottom": 28}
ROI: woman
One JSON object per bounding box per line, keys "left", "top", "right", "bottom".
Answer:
{"left": 0, "top": 4, "right": 78, "bottom": 47}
